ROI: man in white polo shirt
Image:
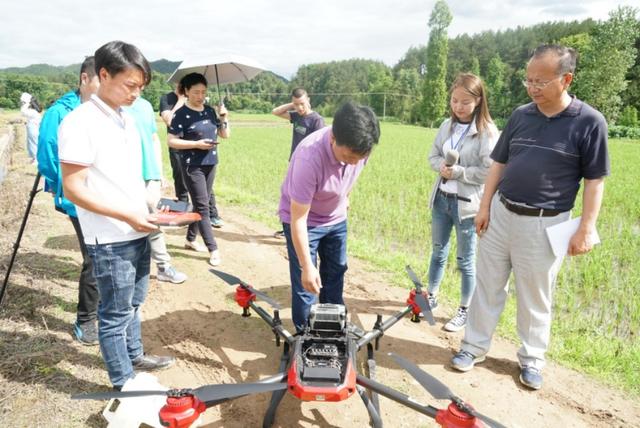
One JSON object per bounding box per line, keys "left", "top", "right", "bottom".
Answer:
{"left": 59, "top": 41, "right": 175, "bottom": 390}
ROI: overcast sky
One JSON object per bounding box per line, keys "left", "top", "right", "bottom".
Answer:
{"left": 0, "top": 0, "right": 636, "bottom": 78}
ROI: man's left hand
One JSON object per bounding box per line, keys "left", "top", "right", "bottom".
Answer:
{"left": 568, "top": 228, "right": 596, "bottom": 256}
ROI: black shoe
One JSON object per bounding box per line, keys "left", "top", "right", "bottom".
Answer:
{"left": 112, "top": 385, "right": 122, "bottom": 392}
{"left": 132, "top": 354, "right": 176, "bottom": 372}
{"left": 74, "top": 321, "right": 99, "bottom": 346}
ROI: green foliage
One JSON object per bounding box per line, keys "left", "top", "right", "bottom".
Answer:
{"left": 608, "top": 125, "right": 640, "bottom": 139}
{"left": 618, "top": 105, "right": 638, "bottom": 127}
{"left": 572, "top": 6, "right": 639, "bottom": 122}
{"left": 141, "top": 72, "right": 173, "bottom": 110}
{"left": 485, "top": 54, "right": 510, "bottom": 118}
{"left": 622, "top": 36, "right": 640, "bottom": 112}
{"left": 0, "top": 73, "right": 71, "bottom": 108}
{"left": 422, "top": 0, "right": 452, "bottom": 126}
{"left": 469, "top": 56, "right": 480, "bottom": 77}
{"left": 291, "top": 59, "right": 396, "bottom": 117}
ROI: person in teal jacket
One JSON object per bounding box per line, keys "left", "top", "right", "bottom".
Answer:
{"left": 37, "top": 56, "right": 101, "bottom": 345}
{"left": 124, "top": 96, "right": 187, "bottom": 284}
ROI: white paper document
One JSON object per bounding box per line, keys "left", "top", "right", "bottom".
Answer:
{"left": 545, "top": 216, "right": 600, "bottom": 257}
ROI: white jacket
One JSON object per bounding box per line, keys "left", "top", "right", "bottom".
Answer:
{"left": 428, "top": 118, "right": 498, "bottom": 220}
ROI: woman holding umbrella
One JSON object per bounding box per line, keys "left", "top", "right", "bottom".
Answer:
{"left": 167, "top": 72, "right": 229, "bottom": 266}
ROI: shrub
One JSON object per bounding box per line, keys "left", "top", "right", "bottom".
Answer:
{"left": 618, "top": 106, "right": 638, "bottom": 127}
{"left": 608, "top": 125, "right": 640, "bottom": 139}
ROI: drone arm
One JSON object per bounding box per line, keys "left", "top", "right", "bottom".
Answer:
{"left": 356, "top": 385, "right": 383, "bottom": 428}
{"left": 249, "top": 300, "right": 295, "bottom": 345}
{"left": 356, "top": 374, "right": 438, "bottom": 420}
{"left": 356, "top": 305, "right": 414, "bottom": 349}
{"left": 202, "top": 373, "right": 288, "bottom": 408}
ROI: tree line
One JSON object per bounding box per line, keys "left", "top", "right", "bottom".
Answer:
{"left": 1, "top": 3, "right": 638, "bottom": 134}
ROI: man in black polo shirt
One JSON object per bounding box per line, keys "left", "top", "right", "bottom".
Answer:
{"left": 451, "top": 44, "right": 609, "bottom": 390}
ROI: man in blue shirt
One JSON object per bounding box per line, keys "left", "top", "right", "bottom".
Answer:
{"left": 37, "top": 56, "right": 101, "bottom": 345}
{"left": 451, "top": 44, "right": 609, "bottom": 390}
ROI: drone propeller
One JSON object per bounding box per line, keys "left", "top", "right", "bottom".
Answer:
{"left": 210, "top": 269, "right": 282, "bottom": 310}
{"left": 193, "top": 382, "right": 288, "bottom": 402}
{"left": 404, "top": 265, "right": 435, "bottom": 325}
{"left": 72, "top": 381, "right": 288, "bottom": 403}
{"left": 388, "top": 353, "right": 507, "bottom": 428}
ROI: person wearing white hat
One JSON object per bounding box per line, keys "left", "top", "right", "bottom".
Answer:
{"left": 20, "top": 92, "right": 41, "bottom": 163}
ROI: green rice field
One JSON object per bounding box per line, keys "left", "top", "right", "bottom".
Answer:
{"left": 159, "top": 113, "right": 639, "bottom": 395}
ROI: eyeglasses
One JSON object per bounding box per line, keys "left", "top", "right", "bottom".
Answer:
{"left": 521, "top": 76, "right": 562, "bottom": 90}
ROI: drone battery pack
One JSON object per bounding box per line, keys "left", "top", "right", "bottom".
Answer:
{"left": 302, "top": 366, "right": 341, "bottom": 383}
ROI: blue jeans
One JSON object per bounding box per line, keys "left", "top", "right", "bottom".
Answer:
{"left": 283, "top": 221, "right": 348, "bottom": 332}
{"left": 87, "top": 237, "right": 150, "bottom": 388}
{"left": 427, "top": 191, "right": 477, "bottom": 307}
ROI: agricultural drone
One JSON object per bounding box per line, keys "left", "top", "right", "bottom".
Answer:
{"left": 73, "top": 266, "right": 506, "bottom": 428}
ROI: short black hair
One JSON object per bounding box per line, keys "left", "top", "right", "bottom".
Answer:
{"left": 291, "top": 88, "right": 308, "bottom": 98}
{"left": 94, "top": 41, "right": 151, "bottom": 86}
{"left": 179, "top": 73, "right": 208, "bottom": 91}
{"left": 530, "top": 44, "right": 577, "bottom": 75}
{"left": 332, "top": 102, "right": 380, "bottom": 155}
{"left": 79, "top": 56, "right": 96, "bottom": 85}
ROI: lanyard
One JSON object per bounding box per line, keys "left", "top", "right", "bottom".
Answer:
{"left": 449, "top": 124, "right": 471, "bottom": 152}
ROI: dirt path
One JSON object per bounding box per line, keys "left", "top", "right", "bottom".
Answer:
{"left": 1, "top": 123, "right": 639, "bottom": 427}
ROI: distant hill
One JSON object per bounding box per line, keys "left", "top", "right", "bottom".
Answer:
{"left": 150, "top": 59, "right": 181, "bottom": 74}
{"left": 0, "top": 63, "right": 79, "bottom": 76}
{"left": 0, "top": 59, "right": 181, "bottom": 76}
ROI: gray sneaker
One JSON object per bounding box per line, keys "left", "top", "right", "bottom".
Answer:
{"left": 157, "top": 266, "right": 187, "bottom": 284}
{"left": 444, "top": 307, "right": 468, "bottom": 332}
{"left": 74, "top": 321, "right": 99, "bottom": 346}
{"left": 451, "top": 350, "right": 485, "bottom": 372}
{"left": 520, "top": 366, "right": 543, "bottom": 390}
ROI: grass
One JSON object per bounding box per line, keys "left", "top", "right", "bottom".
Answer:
{"left": 157, "top": 113, "right": 640, "bottom": 395}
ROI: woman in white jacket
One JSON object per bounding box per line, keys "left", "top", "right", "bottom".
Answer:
{"left": 426, "top": 73, "right": 498, "bottom": 332}
{"left": 19, "top": 92, "right": 42, "bottom": 164}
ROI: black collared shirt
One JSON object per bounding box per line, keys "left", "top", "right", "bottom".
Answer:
{"left": 491, "top": 96, "right": 610, "bottom": 211}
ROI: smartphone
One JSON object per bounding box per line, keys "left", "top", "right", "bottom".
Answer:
{"left": 157, "top": 198, "right": 190, "bottom": 212}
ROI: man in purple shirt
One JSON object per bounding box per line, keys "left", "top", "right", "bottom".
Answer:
{"left": 279, "top": 102, "right": 380, "bottom": 332}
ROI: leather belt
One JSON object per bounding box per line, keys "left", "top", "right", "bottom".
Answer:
{"left": 499, "top": 194, "right": 562, "bottom": 217}
{"left": 437, "top": 189, "right": 471, "bottom": 203}
{"left": 438, "top": 189, "right": 457, "bottom": 199}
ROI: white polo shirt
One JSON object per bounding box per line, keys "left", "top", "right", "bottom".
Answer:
{"left": 58, "top": 94, "right": 148, "bottom": 244}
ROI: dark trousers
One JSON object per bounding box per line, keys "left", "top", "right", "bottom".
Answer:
{"left": 184, "top": 164, "right": 218, "bottom": 252}
{"left": 282, "top": 221, "right": 348, "bottom": 332}
{"left": 208, "top": 165, "right": 219, "bottom": 220}
{"left": 69, "top": 215, "right": 99, "bottom": 324}
{"left": 169, "top": 149, "right": 189, "bottom": 203}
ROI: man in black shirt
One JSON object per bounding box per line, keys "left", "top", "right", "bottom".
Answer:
{"left": 450, "top": 44, "right": 610, "bottom": 390}
{"left": 272, "top": 88, "right": 325, "bottom": 238}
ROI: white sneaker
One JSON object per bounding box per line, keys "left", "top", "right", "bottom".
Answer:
{"left": 184, "top": 240, "right": 207, "bottom": 252}
{"left": 444, "top": 307, "right": 468, "bottom": 332}
{"left": 157, "top": 266, "right": 187, "bottom": 284}
{"left": 209, "top": 250, "right": 221, "bottom": 266}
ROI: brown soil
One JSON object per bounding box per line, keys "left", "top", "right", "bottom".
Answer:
{"left": 1, "top": 119, "right": 639, "bottom": 427}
